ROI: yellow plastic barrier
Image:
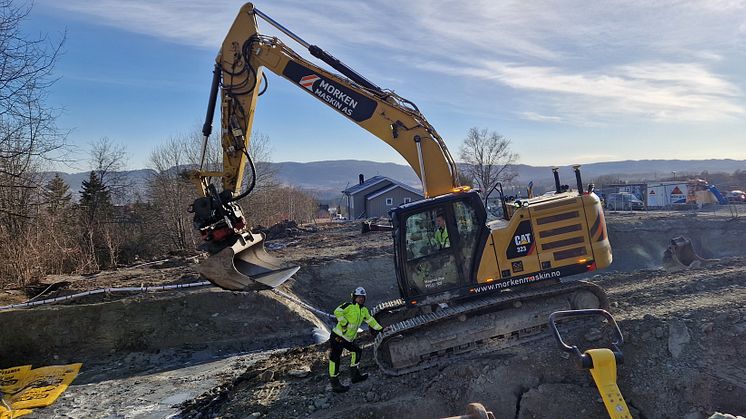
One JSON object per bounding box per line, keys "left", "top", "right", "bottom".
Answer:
{"left": 0, "top": 363, "right": 81, "bottom": 418}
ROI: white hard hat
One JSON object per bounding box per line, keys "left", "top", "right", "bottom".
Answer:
{"left": 353, "top": 286, "right": 367, "bottom": 297}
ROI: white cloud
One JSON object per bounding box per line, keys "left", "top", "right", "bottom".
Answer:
{"left": 519, "top": 112, "right": 563, "bottom": 123}
{"left": 422, "top": 59, "right": 743, "bottom": 122}
{"left": 41, "top": 0, "right": 746, "bottom": 124}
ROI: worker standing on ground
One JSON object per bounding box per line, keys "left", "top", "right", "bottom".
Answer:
{"left": 328, "top": 286, "right": 383, "bottom": 393}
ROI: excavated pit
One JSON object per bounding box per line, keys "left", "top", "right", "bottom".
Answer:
{"left": 606, "top": 211, "right": 743, "bottom": 271}
{"left": 0, "top": 288, "right": 326, "bottom": 370}
{"left": 1, "top": 212, "right": 745, "bottom": 418}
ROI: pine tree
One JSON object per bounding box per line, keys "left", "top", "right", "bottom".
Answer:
{"left": 79, "top": 171, "right": 112, "bottom": 221}
{"left": 44, "top": 174, "right": 73, "bottom": 216}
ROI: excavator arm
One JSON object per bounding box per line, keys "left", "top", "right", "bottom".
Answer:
{"left": 189, "top": 3, "right": 464, "bottom": 291}
{"left": 210, "top": 3, "right": 460, "bottom": 197}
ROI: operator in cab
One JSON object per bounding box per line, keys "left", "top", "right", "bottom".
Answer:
{"left": 434, "top": 213, "right": 450, "bottom": 249}
{"left": 328, "top": 287, "right": 383, "bottom": 393}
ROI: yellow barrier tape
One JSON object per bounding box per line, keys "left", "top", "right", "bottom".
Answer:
{"left": 0, "top": 363, "right": 82, "bottom": 418}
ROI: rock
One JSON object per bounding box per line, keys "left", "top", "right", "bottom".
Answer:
{"left": 365, "top": 391, "right": 376, "bottom": 402}
{"left": 654, "top": 326, "right": 666, "bottom": 339}
{"left": 708, "top": 413, "right": 746, "bottom": 419}
{"left": 249, "top": 413, "right": 261, "bottom": 418}
{"left": 288, "top": 366, "right": 311, "bottom": 378}
{"left": 585, "top": 327, "right": 603, "bottom": 342}
{"left": 314, "top": 397, "right": 329, "bottom": 409}
{"left": 643, "top": 313, "right": 657, "bottom": 321}
{"left": 700, "top": 323, "right": 714, "bottom": 333}
{"left": 668, "top": 319, "right": 691, "bottom": 358}
{"left": 260, "top": 369, "right": 275, "bottom": 382}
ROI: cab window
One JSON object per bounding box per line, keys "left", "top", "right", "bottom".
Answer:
{"left": 405, "top": 208, "right": 450, "bottom": 261}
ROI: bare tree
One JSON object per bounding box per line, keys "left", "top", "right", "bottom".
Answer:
{"left": 89, "top": 137, "right": 131, "bottom": 204}
{"left": 0, "top": 0, "right": 66, "bottom": 286}
{"left": 73, "top": 138, "right": 131, "bottom": 270}
{"left": 458, "top": 127, "right": 518, "bottom": 197}
{"left": 148, "top": 135, "right": 197, "bottom": 250}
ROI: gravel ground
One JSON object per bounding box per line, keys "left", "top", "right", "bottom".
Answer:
{"left": 2, "top": 213, "right": 745, "bottom": 418}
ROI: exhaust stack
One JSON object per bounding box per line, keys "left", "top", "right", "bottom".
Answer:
{"left": 552, "top": 167, "right": 561, "bottom": 194}
{"left": 573, "top": 165, "right": 583, "bottom": 196}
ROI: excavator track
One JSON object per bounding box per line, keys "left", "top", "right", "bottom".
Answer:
{"left": 373, "top": 280, "right": 608, "bottom": 376}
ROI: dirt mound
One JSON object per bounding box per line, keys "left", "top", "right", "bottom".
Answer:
{"left": 258, "top": 220, "right": 318, "bottom": 241}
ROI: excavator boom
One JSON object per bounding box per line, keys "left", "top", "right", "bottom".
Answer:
{"left": 190, "top": 3, "right": 464, "bottom": 291}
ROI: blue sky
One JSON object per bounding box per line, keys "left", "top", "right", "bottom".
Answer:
{"left": 28, "top": 0, "right": 746, "bottom": 171}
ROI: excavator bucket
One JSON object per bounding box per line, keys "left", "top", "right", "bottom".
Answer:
{"left": 662, "top": 236, "right": 718, "bottom": 271}
{"left": 196, "top": 232, "right": 299, "bottom": 291}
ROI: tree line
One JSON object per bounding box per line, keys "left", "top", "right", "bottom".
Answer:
{"left": 1, "top": 129, "right": 319, "bottom": 289}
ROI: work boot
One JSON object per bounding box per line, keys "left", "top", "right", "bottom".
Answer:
{"left": 350, "top": 366, "right": 368, "bottom": 383}
{"left": 330, "top": 376, "right": 349, "bottom": 393}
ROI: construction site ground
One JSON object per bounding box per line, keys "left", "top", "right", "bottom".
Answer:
{"left": 2, "top": 210, "right": 746, "bottom": 418}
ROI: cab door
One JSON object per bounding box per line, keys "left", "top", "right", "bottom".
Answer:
{"left": 392, "top": 192, "right": 487, "bottom": 303}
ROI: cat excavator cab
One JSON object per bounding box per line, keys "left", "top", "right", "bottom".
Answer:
{"left": 189, "top": 3, "right": 614, "bottom": 374}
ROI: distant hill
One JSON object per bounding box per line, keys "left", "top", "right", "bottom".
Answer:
{"left": 270, "top": 159, "right": 746, "bottom": 199}
{"left": 46, "top": 159, "right": 746, "bottom": 202}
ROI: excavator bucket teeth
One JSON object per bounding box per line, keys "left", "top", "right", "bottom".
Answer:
{"left": 662, "top": 236, "right": 717, "bottom": 271}
{"left": 197, "top": 232, "right": 299, "bottom": 291}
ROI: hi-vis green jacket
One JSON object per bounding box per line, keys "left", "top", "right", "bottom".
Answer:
{"left": 435, "top": 226, "right": 449, "bottom": 248}
{"left": 332, "top": 302, "right": 383, "bottom": 342}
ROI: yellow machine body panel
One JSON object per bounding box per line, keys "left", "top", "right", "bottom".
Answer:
{"left": 476, "top": 191, "right": 611, "bottom": 286}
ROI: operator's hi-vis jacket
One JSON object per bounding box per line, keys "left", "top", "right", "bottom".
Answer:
{"left": 332, "top": 302, "right": 383, "bottom": 342}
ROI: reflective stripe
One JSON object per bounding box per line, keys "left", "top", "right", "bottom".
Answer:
{"left": 329, "top": 360, "right": 338, "bottom": 377}
{"left": 350, "top": 352, "right": 358, "bottom": 366}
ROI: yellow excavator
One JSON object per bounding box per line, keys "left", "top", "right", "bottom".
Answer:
{"left": 188, "top": 3, "right": 613, "bottom": 375}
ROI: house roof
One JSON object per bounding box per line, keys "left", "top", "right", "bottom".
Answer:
{"left": 342, "top": 175, "right": 388, "bottom": 195}
{"left": 366, "top": 182, "right": 424, "bottom": 200}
